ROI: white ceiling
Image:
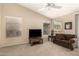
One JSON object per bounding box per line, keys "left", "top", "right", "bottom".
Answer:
{"left": 19, "top": 3, "right": 79, "bottom": 18}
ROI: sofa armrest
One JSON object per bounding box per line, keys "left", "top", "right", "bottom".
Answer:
{"left": 72, "top": 38, "right": 78, "bottom": 48}
{"left": 69, "top": 39, "right": 75, "bottom": 44}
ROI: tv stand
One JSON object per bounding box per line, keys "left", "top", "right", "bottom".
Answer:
{"left": 29, "top": 37, "right": 43, "bottom": 46}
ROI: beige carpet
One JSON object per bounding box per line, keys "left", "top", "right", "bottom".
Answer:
{"left": 0, "top": 41, "right": 79, "bottom": 56}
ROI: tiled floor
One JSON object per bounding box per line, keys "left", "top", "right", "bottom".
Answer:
{"left": 0, "top": 41, "right": 79, "bottom": 56}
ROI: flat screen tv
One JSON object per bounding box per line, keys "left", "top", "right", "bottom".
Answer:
{"left": 29, "top": 29, "right": 42, "bottom": 38}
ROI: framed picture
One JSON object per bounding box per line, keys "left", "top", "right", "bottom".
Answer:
{"left": 65, "top": 22, "right": 72, "bottom": 30}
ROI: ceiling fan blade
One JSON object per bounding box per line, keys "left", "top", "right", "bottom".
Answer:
{"left": 39, "top": 7, "right": 46, "bottom": 11}
{"left": 52, "top": 6, "right": 62, "bottom": 8}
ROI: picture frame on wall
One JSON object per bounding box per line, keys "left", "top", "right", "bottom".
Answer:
{"left": 65, "top": 22, "right": 72, "bottom": 30}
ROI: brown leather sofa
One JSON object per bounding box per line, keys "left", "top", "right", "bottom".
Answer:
{"left": 53, "top": 34, "right": 76, "bottom": 50}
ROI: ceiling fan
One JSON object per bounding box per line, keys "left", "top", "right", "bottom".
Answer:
{"left": 39, "top": 3, "right": 62, "bottom": 11}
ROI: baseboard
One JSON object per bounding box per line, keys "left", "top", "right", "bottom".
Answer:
{"left": 0, "top": 41, "right": 27, "bottom": 48}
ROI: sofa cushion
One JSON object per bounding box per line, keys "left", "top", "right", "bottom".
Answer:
{"left": 64, "top": 34, "right": 76, "bottom": 40}
{"left": 56, "top": 34, "right": 65, "bottom": 40}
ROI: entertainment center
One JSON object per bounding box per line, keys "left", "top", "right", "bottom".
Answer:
{"left": 29, "top": 29, "right": 43, "bottom": 46}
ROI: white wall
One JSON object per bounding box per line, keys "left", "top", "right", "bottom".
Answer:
{"left": 53, "top": 13, "right": 75, "bottom": 34}
{"left": 0, "top": 4, "right": 1, "bottom": 42}
{"left": 0, "top": 4, "right": 51, "bottom": 47}
{"left": 77, "top": 15, "right": 79, "bottom": 47}
{"left": 75, "top": 14, "right": 79, "bottom": 47}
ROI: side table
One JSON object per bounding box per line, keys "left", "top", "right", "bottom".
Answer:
{"left": 48, "top": 35, "right": 55, "bottom": 42}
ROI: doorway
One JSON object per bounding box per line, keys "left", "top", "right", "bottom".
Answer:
{"left": 43, "top": 23, "right": 50, "bottom": 35}
{"left": 43, "top": 23, "right": 51, "bottom": 41}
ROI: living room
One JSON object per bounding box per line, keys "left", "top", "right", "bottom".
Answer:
{"left": 0, "top": 3, "right": 79, "bottom": 56}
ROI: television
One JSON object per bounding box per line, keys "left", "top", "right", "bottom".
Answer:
{"left": 29, "top": 29, "right": 42, "bottom": 38}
